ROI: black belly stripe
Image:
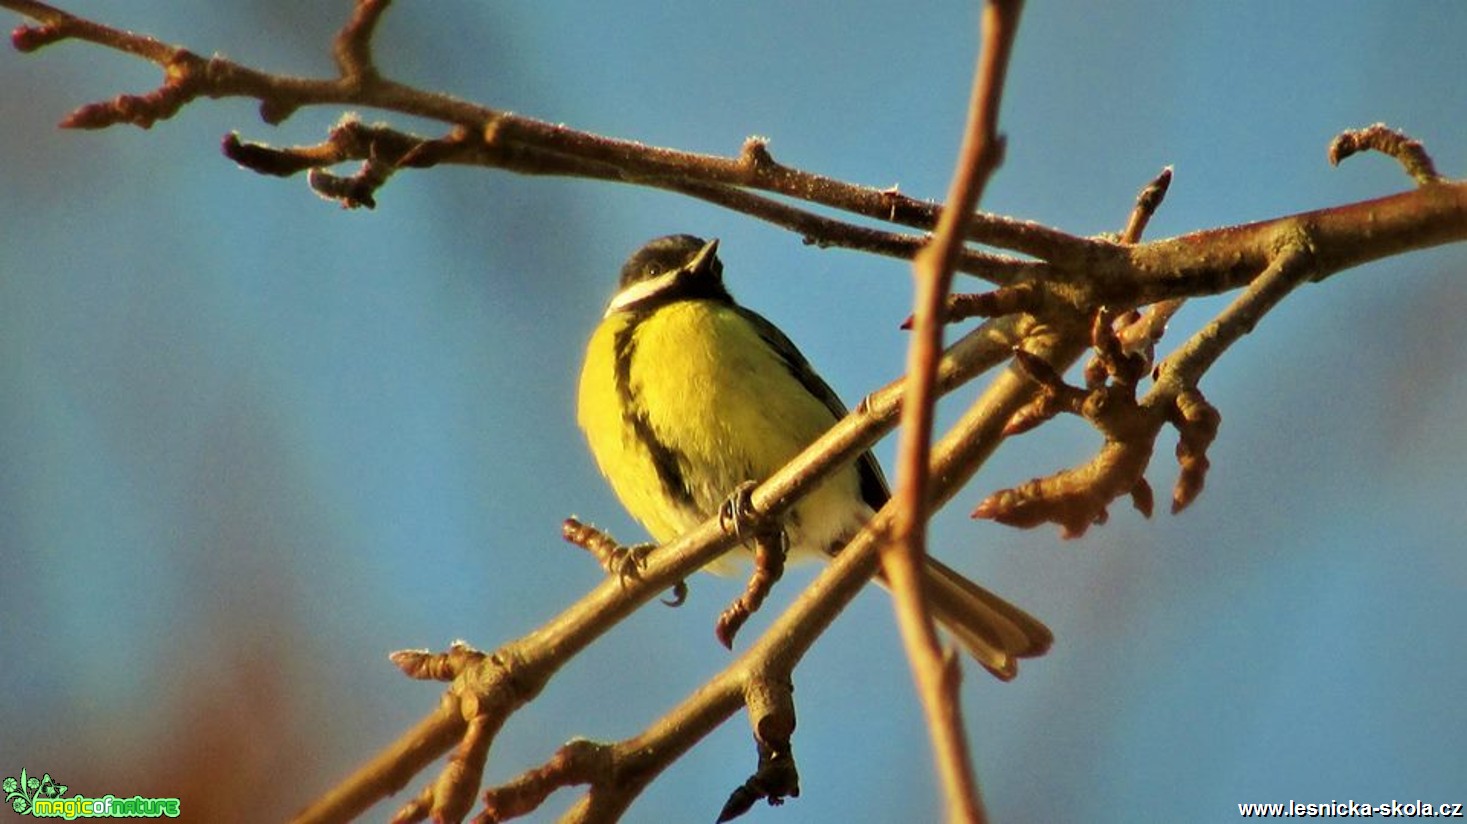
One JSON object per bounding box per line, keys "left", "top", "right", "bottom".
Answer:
{"left": 612, "top": 316, "right": 695, "bottom": 507}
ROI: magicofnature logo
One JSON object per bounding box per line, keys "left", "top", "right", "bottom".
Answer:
{"left": 3, "top": 769, "right": 180, "bottom": 819}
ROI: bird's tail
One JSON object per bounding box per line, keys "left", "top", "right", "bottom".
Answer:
{"left": 914, "top": 557, "right": 1052, "bottom": 681}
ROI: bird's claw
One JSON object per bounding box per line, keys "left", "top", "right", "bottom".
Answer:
{"left": 608, "top": 541, "right": 654, "bottom": 585}
{"left": 661, "top": 579, "right": 689, "bottom": 607}
{"left": 718, "top": 481, "right": 759, "bottom": 540}
{"left": 609, "top": 542, "right": 686, "bottom": 606}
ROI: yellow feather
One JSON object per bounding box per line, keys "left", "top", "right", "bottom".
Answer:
{"left": 577, "top": 300, "right": 867, "bottom": 568}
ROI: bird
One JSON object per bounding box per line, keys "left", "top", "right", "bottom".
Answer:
{"left": 576, "top": 234, "right": 1051, "bottom": 679}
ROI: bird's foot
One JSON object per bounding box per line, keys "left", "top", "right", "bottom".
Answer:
{"left": 714, "top": 529, "right": 788, "bottom": 649}
{"left": 608, "top": 541, "right": 654, "bottom": 584}
{"left": 718, "top": 481, "right": 760, "bottom": 541}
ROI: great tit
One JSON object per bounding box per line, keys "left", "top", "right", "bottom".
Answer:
{"left": 577, "top": 234, "right": 1051, "bottom": 679}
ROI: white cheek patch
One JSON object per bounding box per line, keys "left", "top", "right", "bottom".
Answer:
{"left": 605, "top": 271, "right": 683, "bottom": 316}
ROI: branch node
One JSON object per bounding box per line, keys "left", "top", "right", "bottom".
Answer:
{"left": 308, "top": 160, "right": 387, "bottom": 209}
{"left": 259, "top": 98, "right": 300, "bottom": 126}
{"left": 1168, "top": 387, "right": 1221, "bottom": 513}
{"left": 390, "top": 640, "right": 486, "bottom": 682}
{"left": 1002, "top": 346, "right": 1086, "bottom": 436}
{"left": 56, "top": 51, "right": 204, "bottom": 130}
{"left": 1085, "top": 307, "right": 1150, "bottom": 388}
{"left": 1130, "top": 475, "right": 1155, "bottom": 518}
{"left": 744, "top": 675, "right": 797, "bottom": 746}
{"left": 739, "top": 135, "right": 776, "bottom": 171}
{"left": 978, "top": 337, "right": 1165, "bottom": 538}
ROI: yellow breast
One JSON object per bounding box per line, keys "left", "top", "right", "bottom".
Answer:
{"left": 577, "top": 300, "right": 868, "bottom": 564}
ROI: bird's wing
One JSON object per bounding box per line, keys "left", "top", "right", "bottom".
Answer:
{"left": 736, "top": 305, "right": 891, "bottom": 511}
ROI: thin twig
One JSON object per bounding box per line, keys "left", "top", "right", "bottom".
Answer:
{"left": 291, "top": 698, "right": 467, "bottom": 824}
{"left": 9, "top": 1, "right": 1465, "bottom": 291}
{"left": 1113, "top": 167, "right": 1178, "bottom": 353}
{"left": 885, "top": 2, "right": 1024, "bottom": 822}
{"left": 1121, "top": 166, "right": 1172, "bottom": 244}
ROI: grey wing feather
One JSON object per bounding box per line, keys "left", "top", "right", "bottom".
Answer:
{"left": 736, "top": 306, "right": 890, "bottom": 510}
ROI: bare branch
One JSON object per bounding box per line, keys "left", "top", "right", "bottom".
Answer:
{"left": 976, "top": 242, "right": 1318, "bottom": 538}
{"left": 885, "top": 2, "right": 1025, "bottom": 822}
{"left": 2, "top": 0, "right": 1091, "bottom": 269}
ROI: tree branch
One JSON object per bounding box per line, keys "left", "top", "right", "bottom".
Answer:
{"left": 884, "top": 2, "right": 1024, "bottom": 822}
{"left": 2, "top": 0, "right": 1089, "bottom": 269}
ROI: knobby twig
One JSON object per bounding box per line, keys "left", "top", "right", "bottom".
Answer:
{"left": 976, "top": 168, "right": 1177, "bottom": 534}
{"left": 974, "top": 226, "right": 1318, "bottom": 538}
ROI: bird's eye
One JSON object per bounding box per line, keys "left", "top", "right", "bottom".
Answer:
{"left": 645, "top": 264, "right": 662, "bottom": 277}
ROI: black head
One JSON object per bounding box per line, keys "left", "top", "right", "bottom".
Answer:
{"left": 608, "top": 235, "right": 732, "bottom": 313}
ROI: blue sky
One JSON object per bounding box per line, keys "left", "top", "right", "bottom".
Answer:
{"left": 2, "top": 2, "right": 1464, "bottom": 822}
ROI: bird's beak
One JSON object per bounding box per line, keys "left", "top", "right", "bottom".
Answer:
{"left": 687, "top": 238, "right": 720, "bottom": 276}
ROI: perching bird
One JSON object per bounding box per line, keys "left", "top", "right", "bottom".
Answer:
{"left": 577, "top": 234, "right": 1051, "bottom": 679}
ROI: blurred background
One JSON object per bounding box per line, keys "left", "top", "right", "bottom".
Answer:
{"left": 2, "top": 2, "right": 1464, "bottom": 821}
